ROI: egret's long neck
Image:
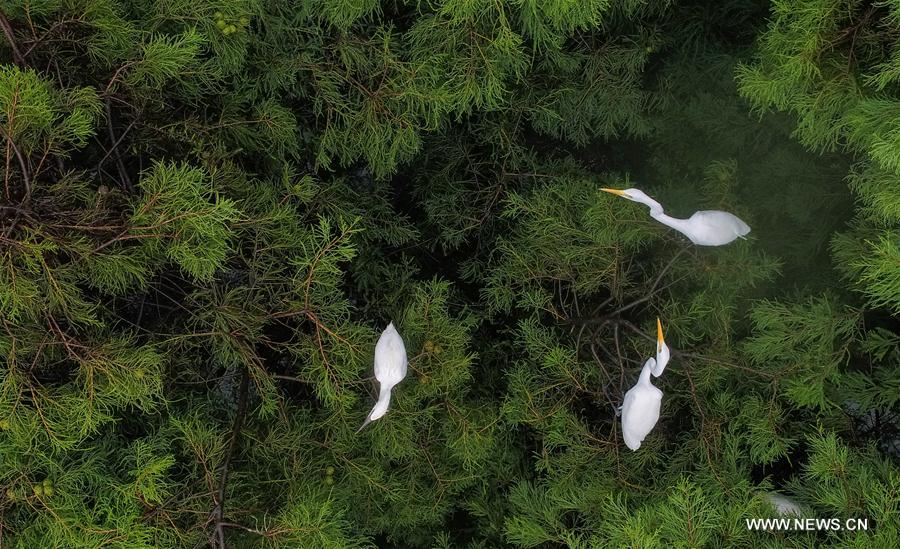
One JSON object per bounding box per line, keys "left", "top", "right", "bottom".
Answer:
{"left": 370, "top": 385, "right": 393, "bottom": 419}
{"left": 636, "top": 194, "right": 664, "bottom": 216}
{"left": 639, "top": 359, "right": 655, "bottom": 385}
{"left": 651, "top": 211, "right": 694, "bottom": 234}
{"left": 638, "top": 196, "right": 693, "bottom": 234}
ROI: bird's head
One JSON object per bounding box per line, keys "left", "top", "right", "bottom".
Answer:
{"left": 601, "top": 187, "right": 649, "bottom": 203}
{"left": 652, "top": 317, "right": 671, "bottom": 377}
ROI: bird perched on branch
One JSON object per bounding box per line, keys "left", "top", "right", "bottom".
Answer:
{"left": 621, "top": 357, "right": 663, "bottom": 451}
{"left": 601, "top": 187, "right": 750, "bottom": 246}
{"left": 358, "top": 322, "right": 407, "bottom": 432}
{"left": 620, "top": 319, "right": 670, "bottom": 450}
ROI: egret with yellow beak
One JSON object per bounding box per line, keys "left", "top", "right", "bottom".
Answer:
{"left": 358, "top": 322, "right": 407, "bottom": 432}
{"left": 651, "top": 317, "right": 670, "bottom": 378}
{"left": 601, "top": 187, "right": 750, "bottom": 246}
{"left": 620, "top": 357, "right": 663, "bottom": 451}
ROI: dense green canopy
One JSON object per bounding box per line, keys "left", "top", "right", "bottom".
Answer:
{"left": 0, "top": 0, "right": 897, "bottom": 547}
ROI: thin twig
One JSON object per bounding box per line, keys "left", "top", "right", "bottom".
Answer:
{"left": 589, "top": 343, "right": 619, "bottom": 415}
{"left": 97, "top": 117, "right": 136, "bottom": 170}
{"left": 567, "top": 248, "right": 688, "bottom": 326}
{"left": 0, "top": 204, "right": 28, "bottom": 215}
{"left": 212, "top": 368, "right": 250, "bottom": 549}
{"left": 22, "top": 16, "right": 86, "bottom": 57}
{"left": 0, "top": 125, "right": 31, "bottom": 202}
{"left": 617, "top": 319, "right": 774, "bottom": 379}
{"left": 677, "top": 350, "right": 774, "bottom": 379}
{"left": 219, "top": 522, "right": 268, "bottom": 536}
{"left": 1, "top": 209, "right": 22, "bottom": 238}
{"left": 0, "top": 13, "right": 25, "bottom": 67}
{"left": 613, "top": 323, "right": 624, "bottom": 395}
{"left": 104, "top": 100, "right": 133, "bottom": 192}
{"left": 271, "top": 374, "right": 306, "bottom": 383}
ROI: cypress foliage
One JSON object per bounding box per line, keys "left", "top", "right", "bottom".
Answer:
{"left": 0, "top": 0, "right": 897, "bottom": 547}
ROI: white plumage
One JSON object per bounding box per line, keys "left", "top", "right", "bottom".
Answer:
{"left": 764, "top": 492, "right": 803, "bottom": 517}
{"left": 620, "top": 357, "right": 663, "bottom": 451}
{"left": 601, "top": 187, "right": 750, "bottom": 246}
{"left": 358, "top": 322, "right": 407, "bottom": 432}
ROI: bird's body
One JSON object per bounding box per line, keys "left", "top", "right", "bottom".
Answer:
{"left": 621, "top": 358, "right": 663, "bottom": 451}
{"left": 601, "top": 187, "right": 750, "bottom": 246}
{"left": 666, "top": 210, "right": 751, "bottom": 246}
{"left": 358, "top": 322, "right": 407, "bottom": 432}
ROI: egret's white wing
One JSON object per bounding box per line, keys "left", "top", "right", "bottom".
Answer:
{"left": 360, "top": 323, "right": 408, "bottom": 432}
{"left": 621, "top": 386, "right": 663, "bottom": 450}
{"left": 374, "top": 323, "right": 408, "bottom": 385}
{"left": 620, "top": 388, "right": 639, "bottom": 420}
{"left": 687, "top": 211, "right": 751, "bottom": 246}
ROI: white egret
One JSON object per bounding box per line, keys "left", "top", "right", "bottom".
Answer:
{"left": 358, "top": 322, "right": 407, "bottom": 432}
{"left": 620, "top": 357, "right": 663, "bottom": 451}
{"left": 601, "top": 187, "right": 750, "bottom": 246}
{"left": 651, "top": 317, "right": 670, "bottom": 378}
{"left": 763, "top": 492, "right": 803, "bottom": 517}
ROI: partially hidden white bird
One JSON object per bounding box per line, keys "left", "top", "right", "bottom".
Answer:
{"left": 651, "top": 317, "right": 670, "bottom": 378}
{"left": 621, "top": 357, "right": 663, "bottom": 451}
{"left": 601, "top": 187, "right": 751, "bottom": 246}
{"left": 763, "top": 492, "right": 803, "bottom": 517}
{"left": 358, "top": 322, "right": 408, "bottom": 433}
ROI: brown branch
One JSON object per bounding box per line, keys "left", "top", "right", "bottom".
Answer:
{"left": 104, "top": 100, "right": 133, "bottom": 192}
{"left": 0, "top": 13, "right": 25, "bottom": 67}
{"left": 90, "top": 231, "right": 166, "bottom": 255}
{"left": 212, "top": 367, "right": 249, "bottom": 549}
{"left": 566, "top": 248, "right": 689, "bottom": 327}
{"left": 0, "top": 204, "right": 28, "bottom": 215}
{"left": 22, "top": 17, "right": 87, "bottom": 57}
{"left": 613, "top": 323, "right": 624, "bottom": 395}
{"left": 219, "top": 522, "right": 269, "bottom": 537}
{"left": 677, "top": 350, "right": 775, "bottom": 379}
{"left": 98, "top": 118, "right": 136, "bottom": 171}
{"left": 0, "top": 120, "right": 31, "bottom": 203}
{"left": 616, "top": 318, "right": 775, "bottom": 379}
{"left": 1, "top": 209, "right": 22, "bottom": 239}
{"left": 271, "top": 374, "right": 305, "bottom": 383}
{"left": 589, "top": 343, "right": 620, "bottom": 415}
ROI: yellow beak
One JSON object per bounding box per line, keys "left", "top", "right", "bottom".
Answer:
{"left": 601, "top": 187, "right": 626, "bottom": 197}
{"left": 656, "top": 317, "right": 665, "bottom": 352}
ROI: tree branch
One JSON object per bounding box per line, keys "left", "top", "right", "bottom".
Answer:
{"left": 104, "top": 100, "right": 134, "bottom": 192}
{"left": 212, "top": 367, "right": 250, "bottom": 549}
{"left": 617, "top": 318, "right": 774, "bottom": 379}
{"left": 566, "top": 247, "right": 689, "bottom": 327}
{"left": 98, "top": 118, "right": 136, "bottom": 173}
{"left": 0, "top": 125, "right": 31, "bottom": 203}
{"left": 0, "top": 13, "right": 25, "bottom": 67}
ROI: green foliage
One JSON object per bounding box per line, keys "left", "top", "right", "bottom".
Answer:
{"left": 744, "top": 296, "right": 857, "bottom": 409}
{"left": 124, "top": 29, "right": 205, "bottom": 91}
{"left": 0, "top": 0, "right": 898, "bottom": 547}
{"left": 131, "top": 161, "right": 240, "bottom": 281}
{"left": 484, "top": 174, "right": 652, "bottom": 315}
{"left": 0, "top": 64, "right": 102, "bottom": 156}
